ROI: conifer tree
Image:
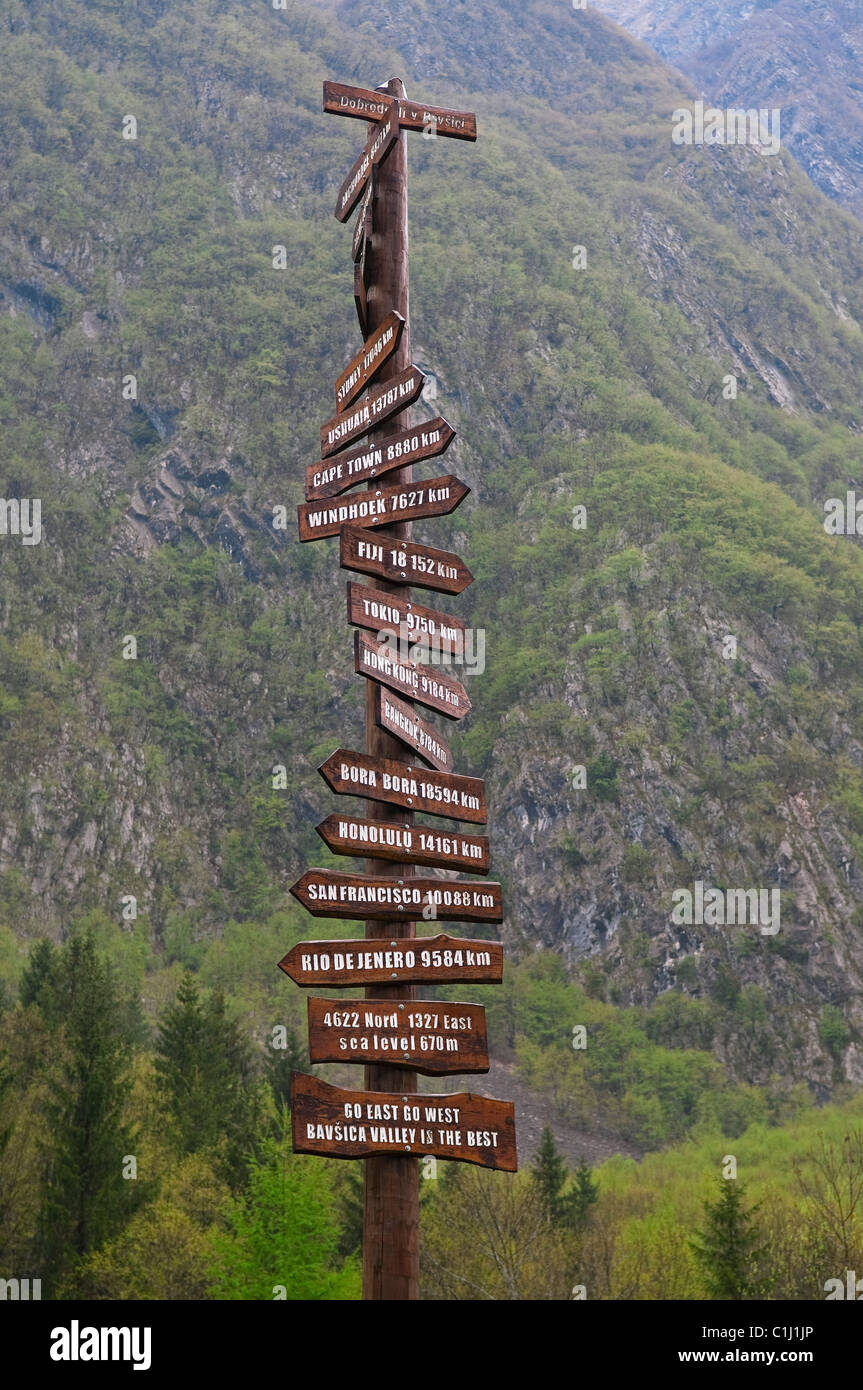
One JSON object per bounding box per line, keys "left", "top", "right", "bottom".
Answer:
{"left": 35, "top": 929, "right": 139, "bottom": 1291}
{"left": 155, "top": 972, "right": 260, "bottom": 1185}
{"left": 531, "top": 1127, "right": 569, "bottom": 1224}
{"left": 691, "top": 1178, "right": 768, "bottom": 1299}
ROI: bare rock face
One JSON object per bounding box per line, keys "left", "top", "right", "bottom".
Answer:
{"left": 596, "top": 0, "right": 863, "bottom": 220}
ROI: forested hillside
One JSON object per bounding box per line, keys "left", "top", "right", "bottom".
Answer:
{"left": 2, "top": 0, "right": 863, "bottom": 1298}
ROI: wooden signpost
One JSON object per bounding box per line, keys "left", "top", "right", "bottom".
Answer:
{"left": 354, "top": 630, "right": 471, "bottom": 720}
{"left": 375, "top": 688, "right": 454, "bottom": 771}
{"left": 297, "top": 473, "right": 468, "bottom": 542}
{"left": 306, "top": 997, "right": 490, "bottom": 1075}
{"left": 278, "top": 933, "right": 504, "bottom": 987}
{"left": 318, "top": 747, "right": 488, "bottom": 822}
{"left": 319, "top": 365, "right": 426, "bottom": 458}
{"left": 307, "top": 419, "right": 455, "bottom": 500}
{"left": 348, "top": 582, "right": 466, "bottom": 654}
{"left": 340, "top": 524, "right": 474, "bottom": 594}
{"left": 289, "top": 868, "right": 503, "bottom": 922}
{"left": 315, "top": 813, "right": 491, "bottom": 873}
{"left": 291, "top": 1074, "right": 516, "bottom": 1169}
{"left": 284, "top": 78, "right": 514, "bottom": 1302}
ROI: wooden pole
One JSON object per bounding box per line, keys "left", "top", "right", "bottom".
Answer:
{"left": 361, "top": 76, "right": 420, "bottom": 1301}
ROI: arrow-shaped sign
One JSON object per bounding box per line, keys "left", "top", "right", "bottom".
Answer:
{"left": 355, "top": 629, "right": 471, "bottom": 720}
{"left": 375, "top": 688, "right": 453, "bottom": 771}
{"left": 299, "top": 473, "right": 468, "bottom": 543}
{"left": 323, "top": 82, "right": 478, "bottom": 142}
{"left": 306, "top": 418, "right": 455, "bottom": 501}
{"left": 340, "top": 525, "right": 473, "bottom": 594}
{"left": 289, "top": 869, "right": 502, "bottom": 922}
{"left": 335, "top": 101, "right": 399, "bottom": 223}
{"left": 319, "top": 748, "right": 487, "bottom": 823}
{"left": 347, "top": 581, "right": 465, "bottom": 654}
{"left": 278, "top": 932, "right": 503, "bottom": 987}
{"left": 335, "top": 311, "right": 405, "bottom": 412}
{"left": 315, "top": 814, "right": 490, "bottom": 873}
{"left": 352, "top": 172, "right": 375, "bottom": 263}
{"left": 320, "top": 365, "right": 425, "bottom": 458}
{"left": 307, "top": 996, "right": 490, "bottom": 1075}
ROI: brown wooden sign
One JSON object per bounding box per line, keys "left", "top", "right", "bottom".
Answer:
{"left": 323, "top": 82, "right": 478, "bottom": 143}
{"left": 375, "top": 688, "right": 452, "bottom": 771}
{"left": 335, "top": 102, "right": 398, "bottom": 223}
{"left": 353, "top": 258, "right": 368, "bottom": 335}
{"left": 340, "top": 525, "right": 474, "bottom": 594}
{"left": 306, "top": 418, "right": 455, "bottom": 501}
{"left": 290, "top": 868, "right": 502, "bottom": 922}
{"left": 335, "top": 311, "right": 405, "bottom": 412}
{"left": 320, "top": 365, "right": 426, "bottom": 458}
{"left": 355, "top": 630, "right": 470, "bottom": 720}
{"left": 352, "top": 172, "right": 375, "bottom": 263}
{"left": 299, "top": 473, "right": 467, "bottom": 543}
{"left": 307, "top": 997, "right": 489, "bottom": 1075}
{"left": 291, "top": 1073, "right": 516, "bottom": 1170}
{"left": 279, "top": 932, "right": 503, "bottom": 987}
{"left": 319, "top": 748, "right": 487, "bottom": 823}
{"left": 316, "top": 814, "right": 490, "bottom": 874}
{"left": 348, "top": 581, "right": 465, "bottom": 654}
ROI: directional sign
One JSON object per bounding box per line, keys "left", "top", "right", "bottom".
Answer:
{"left": 348, "top": 581, "right": 465, "bottom": 655}
{"left": 352, "top": 173, "right": 375, "bottom": 263}
{"left": 316, "top": 814, "right": 491, "bottom": 874}
{"left": 355, "top": 630, "right": 470, "bottom": 720}
{"left": 291, "top": 1073, "right": 516, "bottom": 1170}
{"left": 306, "top": 418, "right": 455, "bottom": 501}
{"left": 335, "top": 103, "right": 399, "bottom": 223}
{"left": 335, "top": 311, "right": 405, "bottom": 412}
{"left": 307, "top": 997, "right": 489, "bottom": 1075}
{"left": 320, "top": 365, "right": 425, "bottom": 458}
{"left": 323, "top": 82, "right": 478, "bottom": 143}
{"left": 299, "top": 473, "right": 468, "bottom": 543}
{"left": 354, "top": 258, "right": 367, "bottom": 335}
{"left": 319, "top": 748, "right": 487, "bottom": 823}
{"left": 290, "top": 868, "right": 503, "bottom": 922}
{"left": 279, "top": 932, "right": 503, "bottom": 986}
{"left": 375, "top": 688, "right": 453, "bottom": 771}
{"left": 340, "top": 525, "right": 473, "bottom": 594}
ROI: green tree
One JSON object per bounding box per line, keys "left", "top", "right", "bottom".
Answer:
{"left": 154, "top": 972, "right": 261, "bottom": 1185}
{"left": 565, "top": 1157, "right": 599, "bottom": 1230}
{"left": 691, "top": 1178, "right": 768, "bottom": 1300}
{"left": 208, "top": 1133, "right": 360, "bottom": 1300}
{"left": 35, "top": 929, "right": 141, "bottom": 1292}
{"left": 531, "top": 1127, "right": 569, "bottom": 1224}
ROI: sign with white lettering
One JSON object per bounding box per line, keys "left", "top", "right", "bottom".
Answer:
{"left": 319, "top": 366, "right": 426, "bottom": 458}
{"left": 335, "top": 104, "right": 398, "bottom": 223}
{"left": 315, "top": 813, "right": 491, "bottom": 873}
{"left": 340, "top": 525, "right": 473, "bottom": 593}
{"left": 375, "top": 688, "right": 453, "bottom": 771}
{"left": 347, "top": 581, "right": 465, "bottom": 654}
{"left": 279, "top": 932, "right": 503, "bottom": 987}
{"left": 291, "top": 1073, "right": 516, "bottom": 1169}
{"left": 355, "top": 629, "right": 470, "bottom": 720}
{"left": 318, "top": 748, "right": 487, "bottom": 823}
{"left": 323, "top": 82, "right": 478, "bottom": 142}
{"left": 290, "top": 869, "right": 502, "bottom": 922}
{"left": 306, "top": 418, "right": 455, "bottom": 501}
{"left": 299, "top": 473, "right": 468, "bottom": 542}
{"left": 307, "top": 996, "right": 489, "bottom": 1075}
{"left": 335, "top": 311, "right": 404, "bottom": 411}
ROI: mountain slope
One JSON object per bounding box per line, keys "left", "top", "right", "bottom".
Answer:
{"left": 2, "top": 0, "right": 863, "bottom": 1100}
{"left": 596, "top": 0, "right": 863, "bottom": 219}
